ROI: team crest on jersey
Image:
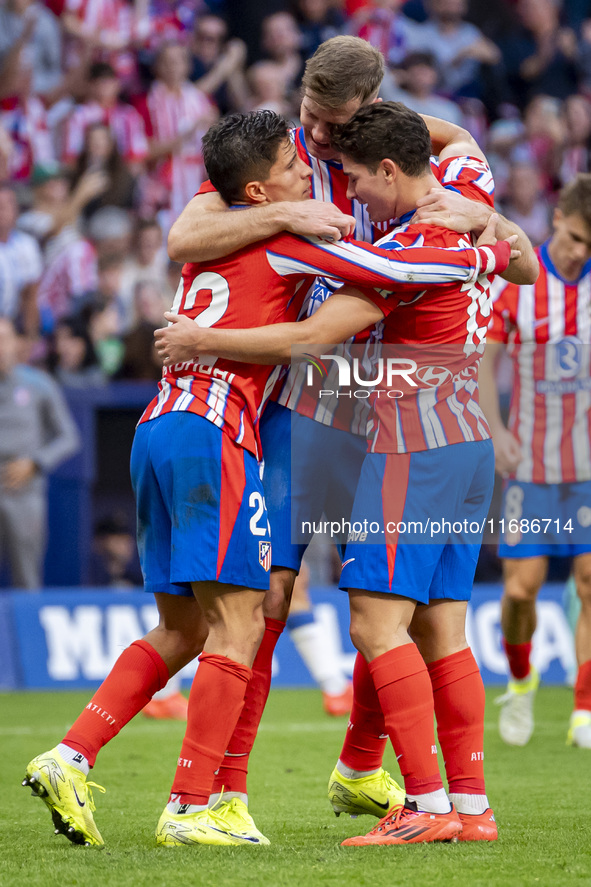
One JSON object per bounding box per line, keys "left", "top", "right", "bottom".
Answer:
{"left": 259, "top": 541, "right": 272, "bottom": 572}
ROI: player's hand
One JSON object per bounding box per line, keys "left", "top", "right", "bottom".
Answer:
{"left": 281, "top": 200, "right": 356, "bottom": 241}
{"left": 1, "top": 457, "right": 37, "bottom": 490}
{"left": 492, "top": 427, "right": 522, "bottom": 478}
{"left": 154, "top": 313, "right": 204, "bottom": 365}
{"left": 476, "top": 214, "right": 521, "bottom": 261}
{"left": 413, "top": 188, "right": 491, "bottom": 235}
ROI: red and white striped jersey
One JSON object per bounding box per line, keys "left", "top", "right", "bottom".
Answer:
{"left": 278, "top": 150, "right": 496, "bottom": 437}
{"left": 62, "top": 100, "right": 149, "bottom": 164}
{"left": 37, "top": 238, "right": 98, "bottom": 325}
{"left": 64, "top": 0, "right": 143, "bottom": 85}
{"left": 138, "top": 81, "right": 215, "bottom": 228}
{"left": 139, "top": 226, "right": 496, "bottom": 459}
{"left": 488, "top": 242, "right": 591, "bottom": 483}
{"left": 358, "top": 155, "right": 499, "bottom": 454}
{"left": 0, "top": 97, "right": 54, "bottom": 181}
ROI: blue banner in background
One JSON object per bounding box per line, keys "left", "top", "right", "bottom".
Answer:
{"left": 2, "top": 584, "right": 576, "bottom": 691}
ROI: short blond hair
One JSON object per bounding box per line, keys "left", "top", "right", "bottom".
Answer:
{"left": 301, "top": 36, "right": 384, "bottom": 110}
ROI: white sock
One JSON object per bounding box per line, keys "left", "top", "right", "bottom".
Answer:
{"left": 449, "top": 793, "right": 489, "bottom": 815}
{"left": 336, "top": 760, "right": 380, "bottom": 780}
{"left": 151, "top": 671, "right": 182, "bottom": 701}
{"left": 406, "top": 788, "right": 451, "bottom": 814}
{"left": 166, "top": 801, "right": 208, "bottom": 814}
{"left": 209, "top": 791, "right": 248, "bottom": 806}
{"left": 57, "top": 743, "right": 90, "bottom": 776}
{"left": 287, "top": 616, "right": 348, "bottom": 695}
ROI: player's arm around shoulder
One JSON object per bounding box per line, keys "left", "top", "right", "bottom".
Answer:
{"left": 155, "top": 289, "right": 384, "bottom": 367}
{"left": 168, "top": 192, "right": 355, "bottom": 264}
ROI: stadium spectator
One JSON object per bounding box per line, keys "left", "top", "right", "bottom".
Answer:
{"left": 497, "top": 0, "right": 580, "bottom": 110}
{"left": 136, "top": 40, "right": 216, "bottom": 232}
{"left": 89, "top": 511, "right": 143, "bottom": 586}
{"left": 559, "top": 93, "right": 591, "bottom": 185}
{"left": 118, "top": 217, "right": 169, "bottom": 330}
{"left": 0, "top": 0, "right": 63, "bottom": 100}
{"left": 62, "top": 62, "right": 149, "bottom": 175}
{"left": 350, "top": 0, "right": 418, "bottom": 67}
{"left": 49, "top": 313, "right": 106, "bottom": 388}
{"left": 259, "top": 11, "right": 304, "bottom": 111}
{"left": 246, "top": 60, "right": 293, "bottom": 116}
{"left": 480, "top": 173, "right": 591, "bottom": 751}
{"left": 70, "top": 122, "right": 137, "bottom": 220}
{"left": 294, "top": 0, "right": 345, "bottom": 61}
{"left": 61, "top": 0, "right": 149, "bottom": 93}
{"left": 0, "top": 50, "right": 55, "bottom": 181}
{"left": 500, "top": 162, "right": 551, "bottom": 247}
{"left": 18, "top": 162, "right": 110, "bottom": 268}
{"left": 189, "top": 13, "right": 249, "bottom": 114}
{"left": 37, "top": 205, "right": 132, "bottom": 331}
{"left": 380, "top": 50, "right": 464, "bottom": 125}
{"left": 0, "top": 183, "right": 43, "bottom": 336}
{"left": 0, "top": 316, "right": 80, "bottom": 588}
{"left": 405, "top": 0, "right": 501, "bottom": 100}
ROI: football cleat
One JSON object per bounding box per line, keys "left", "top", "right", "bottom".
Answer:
{"left": 457, "top": 808, "right": 498, "bottom": 841}
{"left": 142, "top": 692, "right": 188, "bottom": 720}
{"left": 496, "top": 666, "right": 539, "bottom": 746}
{"left": 566, "top": 710, "right": 591, "bottom": 748}
{"left": 323, "top": 683, "right": 354, "bottom": 717}
{"left": 341, "top": 801, "right": 462, "bottom": 846}
{"left": 328, "top": 766, "right": 405, "bottom": 818}
{"left": 22, "top": 747, "right": 105, "bottom": 847}
{"left": 156, "top": 799, "right": 270, "bottom": 847}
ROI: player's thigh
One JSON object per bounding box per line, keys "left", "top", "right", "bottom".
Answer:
{"left": 143, "top": 412, "right": 272, "bottom": 593}
{"left": 340, "top": 451, "right": 445, "bottom": 602}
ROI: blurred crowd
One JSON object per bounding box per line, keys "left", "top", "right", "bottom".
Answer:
{"left": 1, "top": 0, "right": 591, "bottom": 383}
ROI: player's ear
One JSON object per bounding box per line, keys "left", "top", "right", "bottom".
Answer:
{"left": 243, "top": 180, "right": 268, "bottom": 205}
{"left": 552, "top": 207, "right": 563, "bottom": 229}
{"left": 380, "top": 158, "right": 397, "bottom": 182}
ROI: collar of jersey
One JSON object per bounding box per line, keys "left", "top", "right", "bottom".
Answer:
{"left": 540, "top": 239, "right": 591, "bottom": 284}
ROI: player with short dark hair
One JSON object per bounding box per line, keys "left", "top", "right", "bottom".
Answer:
{"left": 480, "top": 172, "right": 591, "bottom": 749}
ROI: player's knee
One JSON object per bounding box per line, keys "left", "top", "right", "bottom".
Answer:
{"left": 503, "top": 577, "right": 540, "bottom": 603}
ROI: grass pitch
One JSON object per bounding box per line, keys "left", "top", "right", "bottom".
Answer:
{"left": 2, "top": 686, "right": 590, "bottom": 887}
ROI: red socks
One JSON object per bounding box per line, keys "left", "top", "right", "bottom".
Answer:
{"left": 369, "top": 643, "right": 443, "bottom": 795}
{"left": 339, "top": 652, "right": 387, "bottom": 772}
{"left": 428, "top": 648, "right": 486, "bottom": 795}
{"left": 63, "top": 639, "right": 169, "bottom": 767}
{"left": 211, "top": 618, "right": 285, "bottom": 795}
{"left": 503, "top": 640, "right": 532, "bottom": 680}
{"left": 575, "top": 659, "right": 591, "bottom": 711}
{"left": 170, "top": 653, "right": 251, "bottom": 805}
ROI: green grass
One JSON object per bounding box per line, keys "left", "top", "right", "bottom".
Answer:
{"left": 2, "top": 687, "right": 590, "bottom": 887}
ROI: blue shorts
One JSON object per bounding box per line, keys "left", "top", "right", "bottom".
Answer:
{"left": 498, "top": 479, "right": 591, "bottom": 558}
{"left": 260, "top": 401, "right": 367, "bottom": 571}
{"left": 130, "top": 412, "right": 271, "bottom": 596}
{"left": 340, "top": 439, "right": 494, "bottom": 604}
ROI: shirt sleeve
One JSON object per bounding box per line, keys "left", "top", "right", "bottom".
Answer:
{"left": 32, "top": 373, "right": 81, "bottom": 473}
{"left": 265, "top": 232, "right": 507, "bottom": 293}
